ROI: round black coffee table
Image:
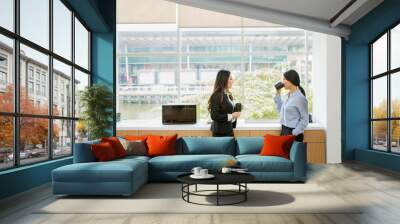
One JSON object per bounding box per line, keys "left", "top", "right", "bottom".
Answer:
{"left": 177, "top": 173, "right": 255, "bottom": 206}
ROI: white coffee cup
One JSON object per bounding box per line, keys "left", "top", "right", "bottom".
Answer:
{"left": 200, "top": 169, "right": 208, "bottom": 176}
{"left": 191, "top": 167, "right": 202, "bottom": 176}
{"left": 221, "top": 167, "right": 232, "bottom": 174}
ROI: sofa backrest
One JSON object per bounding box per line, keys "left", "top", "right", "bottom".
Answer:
{"left": 74, "top": 136, "right": 264, "bottom": 162}
{"left": 235, "top": 137, "right": 264, "bottom": 155}
{"left": 177, "top": 137, "right": 236, "bottom": 155}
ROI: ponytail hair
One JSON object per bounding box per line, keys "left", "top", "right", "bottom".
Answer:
{"left": 299, "top": 86, "right": 306, "bottom": 97}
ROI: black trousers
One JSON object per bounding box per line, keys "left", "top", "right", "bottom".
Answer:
{"left": 212, "top": 131, "right": 234, "bottom": 137}
{"left": 280, "top": 125, "right": 304, "bottom": 142}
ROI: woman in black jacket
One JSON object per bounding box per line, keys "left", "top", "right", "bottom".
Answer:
{"left": 208, "top": 70, "right": 241, "bottom": 137}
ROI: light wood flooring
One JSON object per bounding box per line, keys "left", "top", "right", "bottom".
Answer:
{"left": 0, "top": 162, "right": 400, "bottom": 224}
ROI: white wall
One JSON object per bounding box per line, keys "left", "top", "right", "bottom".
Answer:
{"left": 312, "top": 33, "right": 342, "bottom": 164}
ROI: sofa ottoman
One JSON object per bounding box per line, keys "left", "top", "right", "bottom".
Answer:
{"left": 52, "top": 157, "right": 148, "bottom": 196}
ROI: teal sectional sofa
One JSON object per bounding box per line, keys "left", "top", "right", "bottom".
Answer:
{"left": 52, "top": 137, "right": 307, "bottom": 196}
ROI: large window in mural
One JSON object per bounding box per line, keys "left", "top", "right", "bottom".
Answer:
{"left": 371, "top": 23, "right": 400, "bottom": 153}
{"left": 0, "top": 0, "right": 91, "bottom": 170}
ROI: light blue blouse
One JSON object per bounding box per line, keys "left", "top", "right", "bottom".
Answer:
{"left": 273, "top": 89, "right": 309, "bottom": 136}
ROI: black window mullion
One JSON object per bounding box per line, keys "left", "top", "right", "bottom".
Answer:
{"left": 48, "top": 0, "right": 54, "bottom": 160}
{"left": 387, "top": 30, "right": 391, "bottom": 152}
{"left": 13, "top": 0, "right": 20, "bottom": 167}
{"left": 71, "top": 10, "right": 76, "bottom": 154}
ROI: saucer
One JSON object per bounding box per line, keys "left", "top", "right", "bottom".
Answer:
{"left": 190, "top": 174, "right": 215, "bottom": 179}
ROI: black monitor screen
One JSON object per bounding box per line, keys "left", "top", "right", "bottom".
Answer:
{"left": 162, "top": 105, "right": 196, "bottom": 124}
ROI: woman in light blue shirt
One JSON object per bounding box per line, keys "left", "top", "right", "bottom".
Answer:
{"left": 274, "top": 70, "right": 309, "bottom": 142}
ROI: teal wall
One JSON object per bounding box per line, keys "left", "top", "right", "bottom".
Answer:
{"left": 343, "top": 0, "right": 400, "bottom": 171}
{"left": 91, "top": 0, "right": 116, "bottom": 135}
{"left": 0, "top": 0, "right": 116, "bottom": 200}
{"left": 0, "top": 158, "right": 72, "bottom": 199}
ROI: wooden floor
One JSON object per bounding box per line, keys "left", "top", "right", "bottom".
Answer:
{"left": 1, "top": 162, "right": 400, "bottom": 224}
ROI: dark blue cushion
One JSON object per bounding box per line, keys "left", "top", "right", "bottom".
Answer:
{"left": 179, "top": 137, "right": 236, "bottom": 155}
{"left": 236, "top": 155, "right": 293, "bottom": 172}
{"left": 236, "top": 137, "right": 264, "bottom": 155}
{"left": 149, "top": 154, "right": 235, "bottom": 172}
{"left": 73, "top": 139, "right": 100, "bottom": 163}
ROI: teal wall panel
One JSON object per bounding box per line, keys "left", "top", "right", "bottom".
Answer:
{"left": 343, "top": 0, "right": 400, "bottom": 172}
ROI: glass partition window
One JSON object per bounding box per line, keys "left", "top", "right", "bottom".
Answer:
{"left": 74, "top": 69, "right": 89, "bottom": 119}
{"left": 370, "top": 23, "right": 400, "bottom": 154}
{"left": 20, "top": 0, "right": 49, "bottom": 49}
{"left": 53, "top": 59, "right": 72, "bottom": 117}
{"left": 0, "top": 116, "right": 13, "bottom": 169}
{"left": 74, "top": 18, "right": 89, "bottom": 70}
{"left": 0, "top": 35, "right": 14, "bottom": 113}
{"left": 53, "top": 0, "right": 72, "bottom": 60}
{"left": 0, "top": 0, "right": 14, "bottom": 31}
{"left": 391, "top": 24, "right": 400, "bottom": 70}
{"left": 53, "top": 119, "right": 72, "bottom": 158}
{"left": 372, "top": 34, "right": 387, "bottom": 76}
{"left": 19, "top": 117, "right": 49, "bottom": 165}
{"left": 20, "top": 44, "right": 49, "bottom": 115}
{"left": 0, "top": 0, "right": 91, "bottom": 170}
{"left": 117, "top": 23, "right": 313, "bottom": 124}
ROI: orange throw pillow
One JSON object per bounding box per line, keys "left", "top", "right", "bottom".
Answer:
{"left": 91, "top": 142, "right": 117, "bottom": 162}
{"left": 101, "top": 137, "right": 127, "bottom": 158}
{"left": 260, "top": 134, "right": 296, "bottom": 159}
{"left": 146, "top": 134, "right": 178, "bottom": 157}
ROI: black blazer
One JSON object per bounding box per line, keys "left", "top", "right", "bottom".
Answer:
{"left": 209, "top": 91, "right": 237, "bottom": 135}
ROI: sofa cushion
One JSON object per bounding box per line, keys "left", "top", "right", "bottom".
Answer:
{"left": 149, "top": 154, "right": 235, "bottom": 172}
{"left": 235, "top": 137, "right": 263, "bottom": 155}
{"left": 120, "top": 139, "right": 147, "bottom": 156}
{"left": 236, "top": 155, "right": 293, "bottom": 172}
{"left": 101, "top": 137, "right": 127, "bottom": 158}
{"left": 53, "top": 159, "right": 147, "bottom": 183}
{"left": 73, "top": 139, "right": 100, "bottom": 163}
{"left": 179, "top": 137, "right": 235, "bottom": 155}
{"left": 91, "top": 142, "right": 118, "bottom": 161}
{"left": 147, "top": 134, "right": 178, "bottom": 157}
{"left": 260, "top": 134, "right": 295, "bottom": 159}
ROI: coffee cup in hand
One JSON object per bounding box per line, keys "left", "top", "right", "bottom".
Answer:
{"left": 235, "top": 103, "right": 242, "bottom": 112}
{"left": 274, "top": 81, "right": 284, "bottom": 90}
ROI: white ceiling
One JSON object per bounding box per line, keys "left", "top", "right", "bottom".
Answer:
{"left": 225, "top": 0, "right": 384, "bottom": 26}
{"left": 227, "top": 0, "right": 353, "bottom": 24}
{"left": 166, "top": 0, "right": 384, "bottom": 38}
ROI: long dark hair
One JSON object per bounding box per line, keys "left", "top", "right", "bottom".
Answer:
{"left": 208, "top": 70, "right": 232, "bottom": 111}
{"left": 283, "top": 69, "right": 306, "bottom": 97}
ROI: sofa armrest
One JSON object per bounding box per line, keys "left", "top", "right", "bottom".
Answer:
{"left": 73, "top": 140, "right": 100, "bottom": 163}
{"left": 289, "top": 141, "right": 307, "bottom": 181}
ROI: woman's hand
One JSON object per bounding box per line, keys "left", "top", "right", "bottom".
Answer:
{"left": 232, "top": 112, "right": 241, "bottom": 119}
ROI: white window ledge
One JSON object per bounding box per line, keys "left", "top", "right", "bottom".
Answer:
{"left": 117, "top": 120, "right": 325, "bottom": 131}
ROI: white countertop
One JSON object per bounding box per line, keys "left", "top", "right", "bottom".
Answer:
{"left": 117, "top": 120, "right": 325, "bottom": 131}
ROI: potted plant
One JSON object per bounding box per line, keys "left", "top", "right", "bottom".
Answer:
{"left": 79, "top": 84, "right": 113, "bottom": 140}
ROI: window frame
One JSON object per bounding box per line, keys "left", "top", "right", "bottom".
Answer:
{"left": 0, "top": 0, "right": 92, "bottom": 171}
{"left": 370, "top": 20, "right": 400, "bottom": 154}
